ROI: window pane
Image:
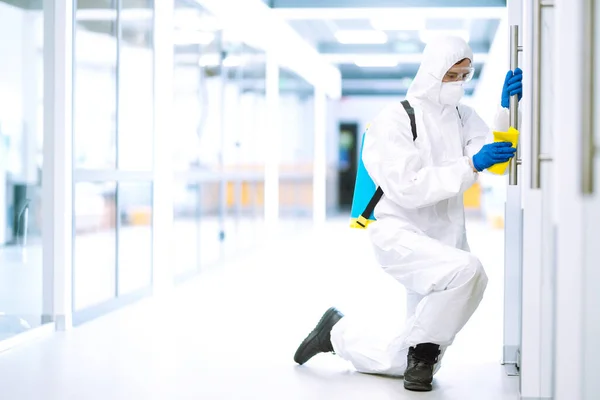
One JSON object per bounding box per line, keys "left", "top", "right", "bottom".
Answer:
{"left": 73, "top": 182, "right": 117, "bottom": 311}
{"left": 117, "top": 182, "right": 152, "bottom": 295}
{"left": 221, "top": 41, "right": 267, "bottom": 256}
{"left": 118, "top": 0, "right": 154, "bottom": 171}
{"left": 173, "top": 180, "right": 201, "bottom": 277}
{"left": 172, "top": 2, "right": 221, "bottom": 170}
{"left": 172, "top": 2, "right": 227, "bottom": 278}
{"left": 278, "top": 68, "right": 313, "bottom": 219}
{"left": 0, "top": 0, "right": 45, "bottom": 340}
{"left": 74, "top": 1, "right": 118, "bottom": 169}
{"left": 198, "top": 181, "right": 226, "bottom": 267}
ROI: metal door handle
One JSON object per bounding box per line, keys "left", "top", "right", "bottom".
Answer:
{"left": 583, "top": 0, "right": 595, "bottom": 195}
{"left": 17, "top": 199, "right": 30, "bottom": 248}
{"left": 509, "top": 25, "right": 522, "bottom": 186}
{"left": 531, "top": 0, "right": 555, "bottom": 189}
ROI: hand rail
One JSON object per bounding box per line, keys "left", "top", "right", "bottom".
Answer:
{"left": 531, "top": 0, "right": 555, "bottom": 189}
{"left": 509, "top": 25, "right": 521, "bottom": 186}
{"left": 582, "top": 0, "right": 595, "bottom": 194}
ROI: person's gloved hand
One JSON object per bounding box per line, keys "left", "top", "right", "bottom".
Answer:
{"left": 472, "top": 142, "right": 516, "bottom": 172}
{"left": 501, "top": 68, "right": 523, "bottom": 108}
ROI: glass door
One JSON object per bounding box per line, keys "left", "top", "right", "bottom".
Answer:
{"left": 72, "top": 0, "right": 155, "bottom": 323}
{"left": 502, "top": 3, "right": 523, "bottom": 378}
{"left": 583, "top": 0, "right": 600, "bottom": 396}
{"left": 0, "top": 0, "right": 47, "bottom": 341}
{"left": 520, "top": 0, "right": 556, "bottom": 397}
{"left": 553, "top": 1, "right": 593, "bottom": 398}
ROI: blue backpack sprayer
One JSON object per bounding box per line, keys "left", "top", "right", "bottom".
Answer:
{"left": 349, "top": 100, "right": 418, "bottom": 229}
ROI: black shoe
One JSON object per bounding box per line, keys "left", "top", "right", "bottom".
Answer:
{"left": 293, "top": 307, "right": 344, "bottom": 365}
{"left": 403, "top": 343, "right": 441, "bottom": 392}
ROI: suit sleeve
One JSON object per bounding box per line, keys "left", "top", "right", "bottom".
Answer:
{"left": 362, "top": 104, "right": 478, "bottom": 209}
{"left": 460, "top": 105, "right": 521, "bottom": 176}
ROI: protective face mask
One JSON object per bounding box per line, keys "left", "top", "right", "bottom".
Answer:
{"left": 439, "top": 81, "right": 465, "bottom": 106}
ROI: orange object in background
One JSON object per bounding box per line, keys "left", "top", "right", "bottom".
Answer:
{"left": 129, "top": 207, "right": 152, "bottom": 226}
{"left": 463, "top": 182, "right": 481, "bottom": 209}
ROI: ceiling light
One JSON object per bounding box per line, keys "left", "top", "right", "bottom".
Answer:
{"left": 370, "top": 16, "right": 425, "bottom": 31}
{"left": 273, "top": 7, "right": 505, "bottom": 20}
{"left": 354, "top": 57, "right": 398, "bottom": 68}
{"left": 335, "top": 30, "right": 388, "bottom": 44}
{"left": 173, "top": 30, "right": 215, "bottom": 46}
{"left": 419, "top": 29, "right": 470, "bottom": 44}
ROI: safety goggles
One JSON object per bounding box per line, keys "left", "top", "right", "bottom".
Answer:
{"left": 443, "top": 66, "right": 475, "bottom": 82}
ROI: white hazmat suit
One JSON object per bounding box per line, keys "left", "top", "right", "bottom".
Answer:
{"left": 330, "top": 36, "right": 510, "bottom": 376}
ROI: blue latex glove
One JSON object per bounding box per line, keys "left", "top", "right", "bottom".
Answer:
{"left": 472, "top": 142, "right": 516, "bottom": 172}
{"left": 501, "top": 68, "right": 523, "bottom": 109}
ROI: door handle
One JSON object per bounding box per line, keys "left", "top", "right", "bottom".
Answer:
{"left": 509, "top": 25, "right": 523, "bottom": 186}
{"left": 531, "top": 0, "right": 555, "bottom": 189}
{"left": 583, "top": 0, "right": 596, "bottom": 195}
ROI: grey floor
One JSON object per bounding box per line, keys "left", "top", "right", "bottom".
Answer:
{"left": 0, "top": 217, "right": 519, "bottom": 399}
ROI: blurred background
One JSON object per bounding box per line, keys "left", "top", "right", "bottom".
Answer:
{"left": 0, "top": 0, "right": 509, "bottom": 338}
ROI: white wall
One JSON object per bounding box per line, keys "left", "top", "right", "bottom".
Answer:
{"left": 328, "top": 96, "right": 392, "bottom": 165}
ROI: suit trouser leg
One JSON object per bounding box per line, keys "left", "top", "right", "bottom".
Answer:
{"left": 330, "top": 228, "right": 488, "bottom": 376}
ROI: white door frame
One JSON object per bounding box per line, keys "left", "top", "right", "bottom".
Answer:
{"left": 503, "top": 0, "right": 524, "bottom": 374}
{"left": 553, "top": 0, "right": 586, "bottom": 399}
{"left": 519, "top": 0, "right": 557, "bottom": 398}
{"left": 582, "top": 1, "right": 600, "bottom": 397}
{"left": 42, "top": 0, "right": 74, "bottom": 331}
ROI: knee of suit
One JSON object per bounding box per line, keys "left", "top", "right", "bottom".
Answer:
{"left": 455, "top": 253, "right": 488, "bottom": 290}
{"left": 467, "top": 255, "right": 488, "bottom": 289}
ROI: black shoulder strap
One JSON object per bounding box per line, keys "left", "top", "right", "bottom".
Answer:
{"left": 357, "top": 100, "right": 418, "bottom": 226}
{"left": 401, "top": 99, "right": 418, "bottom": 141}
{"left": 356, "top": 186, "right": 384, "bottom": 227}
{"left": 456, "top": 105, "right": 463, "bottom": 125}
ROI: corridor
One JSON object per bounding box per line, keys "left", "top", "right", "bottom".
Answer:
{"left": 0, "top": 218, "right": 518, "bottom": 400}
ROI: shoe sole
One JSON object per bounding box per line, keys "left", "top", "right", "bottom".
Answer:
{"left": 293, "top": 307, "right": 341, "bottom": 365}
{"left": 404, "top": 380, "right": 432, "bottom": 392}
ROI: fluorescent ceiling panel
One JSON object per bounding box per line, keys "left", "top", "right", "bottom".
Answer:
{"left": 195, "top": 0, "right": 342, "bottom": 99}
{"left": 273, "top": 7, "right": 506, "bottom": 20}
{"left": 419, "top": 29, "right": 470, "bottom": 43}
{"left": 335, "top": 30, "right": 388, "bottom": 44}
{"left": 322, "top": 52, "right": 488, "bottom": 64}
{"left": 370, "top": 16, "right": 426, "bottom": 31}
{"left": 354, "top": 56, "right": 399, "bottom": 68}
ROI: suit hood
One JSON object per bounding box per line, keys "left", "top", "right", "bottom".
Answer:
{"left": 407, "top": 36, "right": 474, "bottom": 106}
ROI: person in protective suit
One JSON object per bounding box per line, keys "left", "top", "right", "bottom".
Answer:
{"left": 293, "top": 35, "right": 523, "bottom": 392}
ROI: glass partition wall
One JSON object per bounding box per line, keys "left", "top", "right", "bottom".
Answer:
{"left": 0, "top": 0, "right": 332, "bottom": 342}
{"left": 0, "top": 0, "right": 48, "bottom": 341}
{"left": 172, "top": 1, "right": 268, "bottom": 281}
{"left": 72, "top": 0, "right": 155, "bottom": 323}
{"left": 278, "top": 69, "right": 314, "bottom": 231}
